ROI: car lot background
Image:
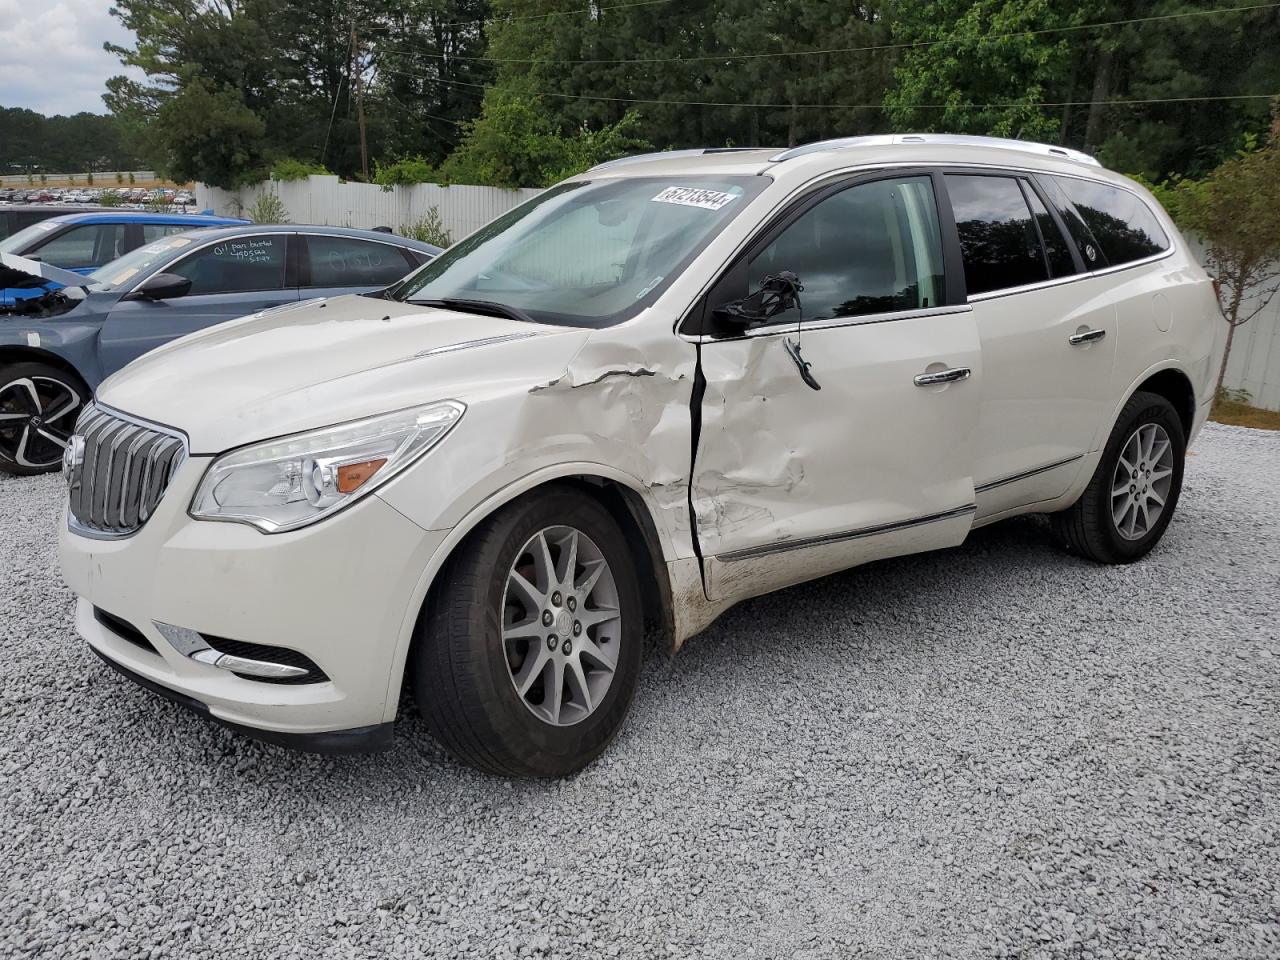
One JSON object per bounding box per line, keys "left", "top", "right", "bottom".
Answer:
{"left": 2, "top": 421, "right": 1276, "bottom": 959}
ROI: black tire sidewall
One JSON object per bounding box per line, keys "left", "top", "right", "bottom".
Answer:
{"left": 0, "top": 361, "right": 87, "bottom": 477}
{"left": 421, "top": 488, "right": 644, "bottom": 777}
{"left": 1092, "top": 393, "right": 1186, "bottom": 561}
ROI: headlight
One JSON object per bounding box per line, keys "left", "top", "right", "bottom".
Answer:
{"left": 190, "top": 401, "right": 464, "bottom": 533}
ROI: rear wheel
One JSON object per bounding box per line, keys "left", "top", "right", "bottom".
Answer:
{"left": 1051, "top": 390, "right": 1186, "bottom": 563}
{"left": 0, "top": 362, "right": 87, "bottom": 477}
{"left": 414, "top": 486, "right": 644, "bottom": 777}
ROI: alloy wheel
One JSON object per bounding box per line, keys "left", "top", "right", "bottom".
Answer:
{"left": 1110, "top": 422, "right": 1174, "bottom": 541}
{"left": 0, "top": 376, "right": 82, "bottom": 470}
{"left": 501, "top": 525, "right": 621, "bottom": 726}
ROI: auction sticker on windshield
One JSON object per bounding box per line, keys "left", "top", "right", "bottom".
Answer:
{"left": 651, "top": 186, "right": 740, "bottom": 210}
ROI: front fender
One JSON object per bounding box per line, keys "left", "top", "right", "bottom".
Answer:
{"left": 0, "top": 320, "right": 104, "bottom": 388}
{"left": 375, "top": 460, "right": 680, "bottom": 723}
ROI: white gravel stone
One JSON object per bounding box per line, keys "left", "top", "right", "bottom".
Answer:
{"left": 1, "top": 422, "right": 1276, "bottom": 958}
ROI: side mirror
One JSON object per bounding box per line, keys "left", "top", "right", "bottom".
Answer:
{"left": 713, "top": 271, "right": 804, "bottom": 328}
{"left": 127, "top": 272, "right": 192, "bottom": 302}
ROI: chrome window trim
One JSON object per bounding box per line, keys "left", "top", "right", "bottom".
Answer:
{"left": 965, "top": 246, "right": 1176, "bottom": 304}
{"left": 974, "top": 454, "right": 1085, "bottom": 494}
{"left": 718, "top": 503, "right": 977, "bottom": 563}
{"left": 708, "top": 303, "right": 973, "bottom": 342}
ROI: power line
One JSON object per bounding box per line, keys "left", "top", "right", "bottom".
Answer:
{"left": 365, "top": 0, "right": 672, "bottom": 35}
{"left": 370, "top": 1, "right": 1280, "bottom": 67}
{"left": 378, "top": 69, "right": 1279, "bottom": 112}
{"left": 319, "top": 32, "right": 355, "bottom": 166}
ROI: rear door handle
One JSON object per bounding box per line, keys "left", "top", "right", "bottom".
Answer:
{"left": 1069, "top": 328, "right": 1107, "bottom": 345}
{"left": 914, "top": 367, "right": 971, "bottom": 387}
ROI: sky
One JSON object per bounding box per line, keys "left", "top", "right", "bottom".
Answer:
{"left": 0, "top": 0, "right": 144, "bottom": 116}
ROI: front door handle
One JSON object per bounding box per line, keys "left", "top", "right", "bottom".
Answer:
{"left": 1069, "top": 328, "right": 1107, "bottom": 345}
{"left": 914, "top": 367, "right": 971, "bottom": 387}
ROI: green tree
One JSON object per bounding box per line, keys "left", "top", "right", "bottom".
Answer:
{"left": 106, "top": 0, "right": 492, "bottom": 183}
{"left": 150, "top": 72, "right": 269, "bottom": 188}
{"left": 884, "top": 0, "right": 1084, "bottom": 140}
{"left": 439, "top": 90, "right": 648, "bottom": 187}
{"left": 1168, "top": 111, "right": 1280, "bottom": 393}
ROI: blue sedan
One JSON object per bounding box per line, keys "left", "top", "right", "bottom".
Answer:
{"left": 0, "top": 210, "right": 248, "bottom": 306}
{"left": 0, "top": 224, "right": 440, "bottom": 474}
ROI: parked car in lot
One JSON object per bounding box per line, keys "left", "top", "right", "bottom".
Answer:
{"left": 0, "top": 224, "right": 440, "bottom": 474}
{"left": 56, "top": 135, "right": 1222, "bottom": 777}
{"left": 0, "top": 204, "right": 117, "bottom": 242}
{"left": 0, "top": 210, "right": 248, "bottom": 306}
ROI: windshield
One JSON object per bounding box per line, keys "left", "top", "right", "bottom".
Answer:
{"left": 0, "top": 219, "right": 65, "bottom": 255}
{"left": 86, "top": 233, "right": 203, "bottom": 291}
{"left": 393, "top": 175, "right": 768, "bottom": 327}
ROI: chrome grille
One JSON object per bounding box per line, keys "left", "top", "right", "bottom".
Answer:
{"left": 66, "top": 405, "right": 186, "bottom": 538}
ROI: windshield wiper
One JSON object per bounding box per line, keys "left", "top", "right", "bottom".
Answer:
{"left": 413, "top": 297, "right": 537, "bottom": 324}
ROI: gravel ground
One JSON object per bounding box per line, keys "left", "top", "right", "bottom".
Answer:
{"left": 1, "top": 422, "right": 1277, "bottom": 959}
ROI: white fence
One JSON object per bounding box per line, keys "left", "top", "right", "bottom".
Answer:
{"left": 196, "top": 175, "right": 1280, "bottom": 411}
{"left": 194, "top": 176, "right": 541, "bottom": 244}
{"left": 1219, "top": 282, "right": 1280, "bottom": 411}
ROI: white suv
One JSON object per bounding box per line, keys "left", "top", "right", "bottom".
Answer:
{"left": 58, "top": 135, "right": 1223, "bottom": 776}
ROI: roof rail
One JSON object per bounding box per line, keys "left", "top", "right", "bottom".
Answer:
{"left": 587, "top": 147, "right": 765, "bottom": 173}
{"left": 769, "top": 133, "right": 1100, "bottom": 166}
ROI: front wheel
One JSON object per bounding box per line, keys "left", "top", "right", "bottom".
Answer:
{"left": 413, "top": 486, "right": 644, "bottom": 778}
{"left": 1051, "top": 390, "right": 1186, "bottom": 564}
{"left": 0, "top": 362, "right": 87, "bottom": 477}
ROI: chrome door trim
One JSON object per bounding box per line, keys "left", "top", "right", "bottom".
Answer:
{"left": 974, "top": 453, "right": 1084, "bottom": 494}
{"left": 1068, "top": 328, "right": 1107, "bottom": 345}
{"left": 913, "top": 366, "right": 971, "bottom": 386}
{"left": 965, "top": 247, "right": 1175, "bottom": 304}
{"left": 717, "top": 503, "right": 977, "bottom": 563}
{"left": 690, "top": 303, "right": 973, "bottom": 343}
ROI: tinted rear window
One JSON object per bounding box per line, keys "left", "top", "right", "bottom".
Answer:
{"left": 1049, "top": 176, "right": 1169, "bottom": 267}
{"left": 945, "top": 174, "right": 1049, "bottom": 295}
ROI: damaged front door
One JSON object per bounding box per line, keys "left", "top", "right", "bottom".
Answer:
{"left": 690, "top": 172, "right": 981, "bottom": 603}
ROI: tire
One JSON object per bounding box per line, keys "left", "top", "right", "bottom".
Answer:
{"left": 0, "top": 361, "right": 88, "bottom": 477}
{"left": 413, "top": 485, "right": 644, "bottom": 778}
{"left": 1051, "top": 390, "right": 1186, "bottom": 564}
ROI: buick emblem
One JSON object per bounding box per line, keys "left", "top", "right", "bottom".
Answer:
{"left": 62, "top": 434, "right": 85, "bottom": 482}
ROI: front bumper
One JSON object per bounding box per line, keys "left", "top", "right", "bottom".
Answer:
{"left": 59, "top": 456, "right": 445, "bottom": 748}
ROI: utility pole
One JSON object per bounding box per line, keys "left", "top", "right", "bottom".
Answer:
{"left": 351, "top": 24, "right": 369, "bottom": 181}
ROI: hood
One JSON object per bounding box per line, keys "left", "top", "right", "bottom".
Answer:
{"left": 96, "top": 294, "right": 592, "bottom": 453}
{"left": 0, "top": 252, "right": 90, "bottom": 290}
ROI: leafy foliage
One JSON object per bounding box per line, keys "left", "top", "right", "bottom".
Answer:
{"left": 0, "top": 107, "right": 139, "bottom": 174}
{"left": 885, "top": 0, "right": 1079, "bottom": 141}
{"left": 439, "top": 91, "right": 649, "bottom": 188}
{"left": 247, "top": 191, "right": 290, "bottom": 224}
{"left": 401, "top": 207, "right": 452, "bottom": 247}
{"left": 1138, "top": 108, "right": 1280, "bottom": 390}
{"left": 270, "top": 158, "right": 332, "bottom": 181}
{"left": 374, "top": 156, "right": 440, "bottom": 189}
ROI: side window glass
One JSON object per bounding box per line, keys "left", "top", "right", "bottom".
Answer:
{"left": 168, "top": 235, "right": 287, "bottom": 295}
{"left": 1023, "top": 184, "right": 1077, "bottom": 278}
{"left": 945, "top": 175, "right": 1048, "bottom": 296}
{"left": 747, "top": 175, "right": 945, "bottom": 323}
{"left": 142, "top": 223, "right": 193, "bottom": 243}
{"left": 32, "top": 224, "right": 128, "bottom": 270}
{"left": 306, "top": 236, "right": 413, "bottom": 287}
{"left": 1050, "top": 176, "right": 1169, "bottom": 266}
